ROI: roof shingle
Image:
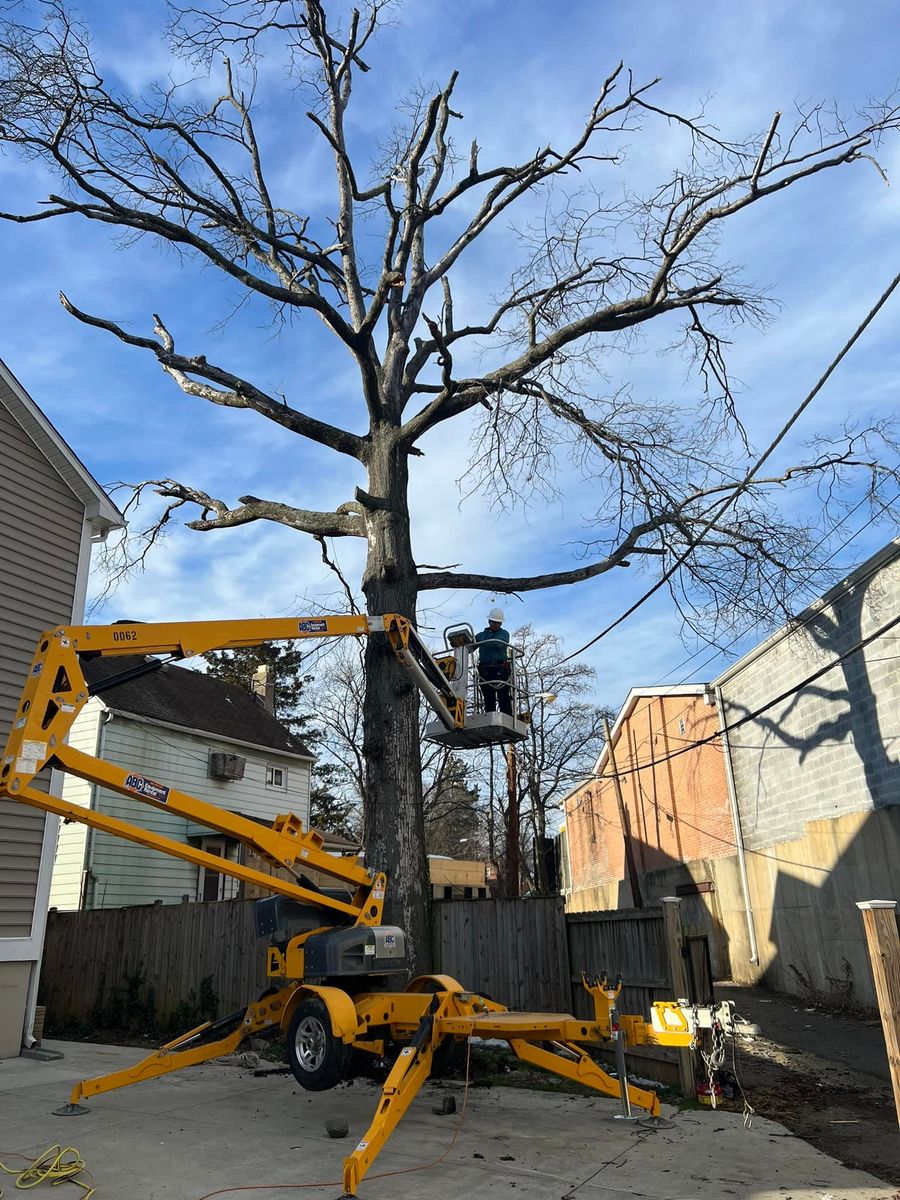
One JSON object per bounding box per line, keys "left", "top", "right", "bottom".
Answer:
{"left": 82, "top": 656, "right": 314, "bottom": 759}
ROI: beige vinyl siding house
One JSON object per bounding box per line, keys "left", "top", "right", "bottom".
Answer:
{"left": 0, "top": 358, "right": 122, "bottom": 1058}
{"left": 49, "top": 665, "right": 314, "bottom": 911}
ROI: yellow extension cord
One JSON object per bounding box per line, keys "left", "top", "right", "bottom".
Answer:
{"left": 0, "top": 1032, "right": 475, "bottom": 1200}
{"left": 0, "top": 1145, "right": 94, "bottom": 1198}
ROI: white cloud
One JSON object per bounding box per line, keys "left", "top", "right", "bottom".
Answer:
{"left": 5, "top": 0, "right": 900, "bottom": 718}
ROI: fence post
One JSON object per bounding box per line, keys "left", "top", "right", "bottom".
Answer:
{"left": 856, "top": 900, "right": 900, "bottom": 1127}
{"left": 661, "top": 896, "right": 696, "bottom": 1099}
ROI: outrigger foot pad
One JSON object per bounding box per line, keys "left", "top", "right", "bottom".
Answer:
{"left": 52, "top": 1102, "right": 90, "bottom": 1116}
{"left": 638, "top": 1114, "right": 675, "bottom": 1130}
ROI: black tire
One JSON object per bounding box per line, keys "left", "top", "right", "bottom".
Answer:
{"left": 285, "top": 998, "right": 352, "bottom": 1091}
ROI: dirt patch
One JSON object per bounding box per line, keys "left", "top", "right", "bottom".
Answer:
{"left": 723, "top": 1028, "right": 899, "bottom": 1185}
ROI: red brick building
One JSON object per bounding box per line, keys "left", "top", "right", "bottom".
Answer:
{"left": 563, "top": 686, "right": 735, "bottom": 919}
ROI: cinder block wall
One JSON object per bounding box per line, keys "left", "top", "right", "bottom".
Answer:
{"left": 717, "top": 543, "right": 900, "bottom": 1006}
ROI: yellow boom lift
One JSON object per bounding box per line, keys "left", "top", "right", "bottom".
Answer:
{"left": 1, "top": 614, "right": 742, "bottom": 1196}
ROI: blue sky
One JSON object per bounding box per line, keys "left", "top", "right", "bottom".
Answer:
{"left": 2, "top": 0, "right": 899, "bottom": 714}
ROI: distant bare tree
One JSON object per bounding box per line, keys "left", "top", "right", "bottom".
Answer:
{"left": 514, "top": 628, "right": 614, "bottom": 892}
{"left": 310, "top": 636, "right": 451, "bottom": 830}
{"left": 470, "top": 627, "right": 612, "bottom": 894}
{"left": 1, "top": 0, "right": 899, "bottom": 960}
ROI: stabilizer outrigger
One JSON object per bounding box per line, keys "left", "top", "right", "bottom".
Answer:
{"left": 2, "top": 615, "right": 745, "bottom": 1195}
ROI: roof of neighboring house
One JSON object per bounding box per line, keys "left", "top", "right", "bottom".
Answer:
{"left": 83, "top": 655, "right": 314, "bottom": 759}
{"left": 0, "top": 357, "right": 124, "bottom": 533}
{"left": 321, "top": 829, "right": 360, "bottom": 851}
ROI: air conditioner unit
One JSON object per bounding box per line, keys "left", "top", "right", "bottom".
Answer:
{"left": 208, "top": 752, "right": 246, "bottom": 781}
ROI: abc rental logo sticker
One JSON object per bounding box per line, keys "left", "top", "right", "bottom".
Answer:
{"left": 124, "top": 773, "right": 171, "bottom": 804}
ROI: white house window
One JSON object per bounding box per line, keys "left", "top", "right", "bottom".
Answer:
{"left": 198, "top": 840, "right": 240, "bottom": 902}
{"left": 266, "top": 765, "right": 287, "bottom": 789}
{"left": 679, "top": 718, "right": 686, "bottom": 735}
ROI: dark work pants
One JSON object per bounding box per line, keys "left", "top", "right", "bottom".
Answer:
{"left": 479, "top": 662, "right": 512, "bottom": 715}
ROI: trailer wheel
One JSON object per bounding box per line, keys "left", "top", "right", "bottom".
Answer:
{"left": 286, "top": 998, "right": 351, "bottom": 1091}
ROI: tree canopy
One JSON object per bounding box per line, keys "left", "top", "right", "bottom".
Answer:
{"left": 2, "top": 0, "right": 899, "bottom": 962}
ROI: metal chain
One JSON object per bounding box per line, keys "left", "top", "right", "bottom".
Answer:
{"left": 699, "top": 1015, "right": 728, "bottom": 1109}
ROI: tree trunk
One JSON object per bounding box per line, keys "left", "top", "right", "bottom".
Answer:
{"left": 360, "top": 434, "right": 430, "bottom": 972}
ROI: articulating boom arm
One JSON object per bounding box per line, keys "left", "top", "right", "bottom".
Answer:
{"left": 0, "top": 613, "right": 459, "bottom": 925}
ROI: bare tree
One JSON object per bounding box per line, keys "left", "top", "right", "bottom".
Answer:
{"left": 1, "top": 0, "right": 899, "bottom": 961}
{"left": 309, "top": 635, "right": 451, "bottom": 828}
{"left": 514, "top": 628, "right": 613, "bottom": 892}
{"left": 469, "top": 627, "right": 612, "bottom": 894}
{"left": 306, "top": 639, "right": 368, "bottom": 817}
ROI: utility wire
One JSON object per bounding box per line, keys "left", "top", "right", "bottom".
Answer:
{"left": 584, "top": 604, "right": 900, "bottom": 782}
{"left": 556, "top": 266, "right": 900, "bottom": 667}
{"left": 655, "top": 484, "right": 900, "bottom": 688}
{"left": 650, "top": 486, "right": 878, "bottom": 687}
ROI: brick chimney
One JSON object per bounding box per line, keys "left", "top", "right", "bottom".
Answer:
{"left": 251, "top": 664, "right": 276, "bottom": 713}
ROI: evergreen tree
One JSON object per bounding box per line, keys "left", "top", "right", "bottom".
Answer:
{"left": 424, "top": 755, "right": 486, "bottom": 859}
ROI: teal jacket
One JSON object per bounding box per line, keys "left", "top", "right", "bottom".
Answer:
{"left": 475, "top": 626, "right": 510, "bottom": 664}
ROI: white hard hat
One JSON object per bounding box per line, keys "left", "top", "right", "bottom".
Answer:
{"left": 488, "top": 607, "right": 504, "bottom": 623}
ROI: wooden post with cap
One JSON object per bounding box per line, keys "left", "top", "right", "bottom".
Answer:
{"left": 662, "top": 896, "right": 696, "bottom": 1099}
{"left": 857, "top": 900, "right": 900, "bottom": 1127}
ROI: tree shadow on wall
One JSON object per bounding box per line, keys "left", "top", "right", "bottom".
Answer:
{"left": 723, "top": 569, "right": 900, "bottom": 1004}
{"left": 738, "top": 570, "right": 900, "bottom": 809}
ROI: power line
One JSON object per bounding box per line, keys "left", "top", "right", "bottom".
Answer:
{"left": 655, "top": 485, "right": 900, "bottom": 689}
{"left": 583, "top": 605, "right": 900, "bottom": 782}
{"left": 556, "top": 266, "right": 900, "bottom": 668}
{"left": 650, "top": 487, "right": 880, "bottom": 687}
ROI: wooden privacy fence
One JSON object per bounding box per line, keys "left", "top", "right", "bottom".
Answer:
{"left": 567, "top": 907, "right": 670, "bottom": 1021}
{"left": 41, "top": 900, "right": 268, "bottom": 1027}
{"left": 432, "top": 900, "right": 711, "bottom": 1017}
{"left": 42, "top": 896, "right": 712, "bottom": 1081}
{"left": 431, "top": 899, "right": 711, "bottom": 1086}
{"left": 432, "top": 897, "right": 570, "bottom": 1012}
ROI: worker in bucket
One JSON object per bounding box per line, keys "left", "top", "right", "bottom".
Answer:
{"left": 475, "top": 607, "right": 512, "bottom": 715}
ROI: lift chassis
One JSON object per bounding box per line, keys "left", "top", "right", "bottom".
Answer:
{"left": 1, "top": 615, "right": 742, "bottom": 1196}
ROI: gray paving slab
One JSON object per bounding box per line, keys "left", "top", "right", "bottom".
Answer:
{"left": 0, "top": 1041, "right": 894, "bottom": 1200}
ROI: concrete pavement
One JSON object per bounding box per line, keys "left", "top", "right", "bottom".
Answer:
{"left": 0, "top": 1040, "right": 895, "bottom": 1200}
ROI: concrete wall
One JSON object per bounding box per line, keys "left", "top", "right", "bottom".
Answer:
{"left": 719, "top": 545, "right": 900, "bottom": 846}
{"left": 715, "top": 542, "right": 900, "bottom": 1007}
{"left": 730, "top": 808, "right": 898, "bottom": 1004}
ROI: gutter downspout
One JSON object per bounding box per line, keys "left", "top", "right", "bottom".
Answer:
{"left": 714, "top": 685, "right": 759, "bottom": 965}
{"left": 20, "top": 809, "right": 59, "bottom": 1049}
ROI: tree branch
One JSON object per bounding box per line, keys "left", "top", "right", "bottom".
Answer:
{"left": 59, "top": 293, "right": 366, "bottom": 459}
{"left": 150, "top": 478, "right": 367, "bottom": 537}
